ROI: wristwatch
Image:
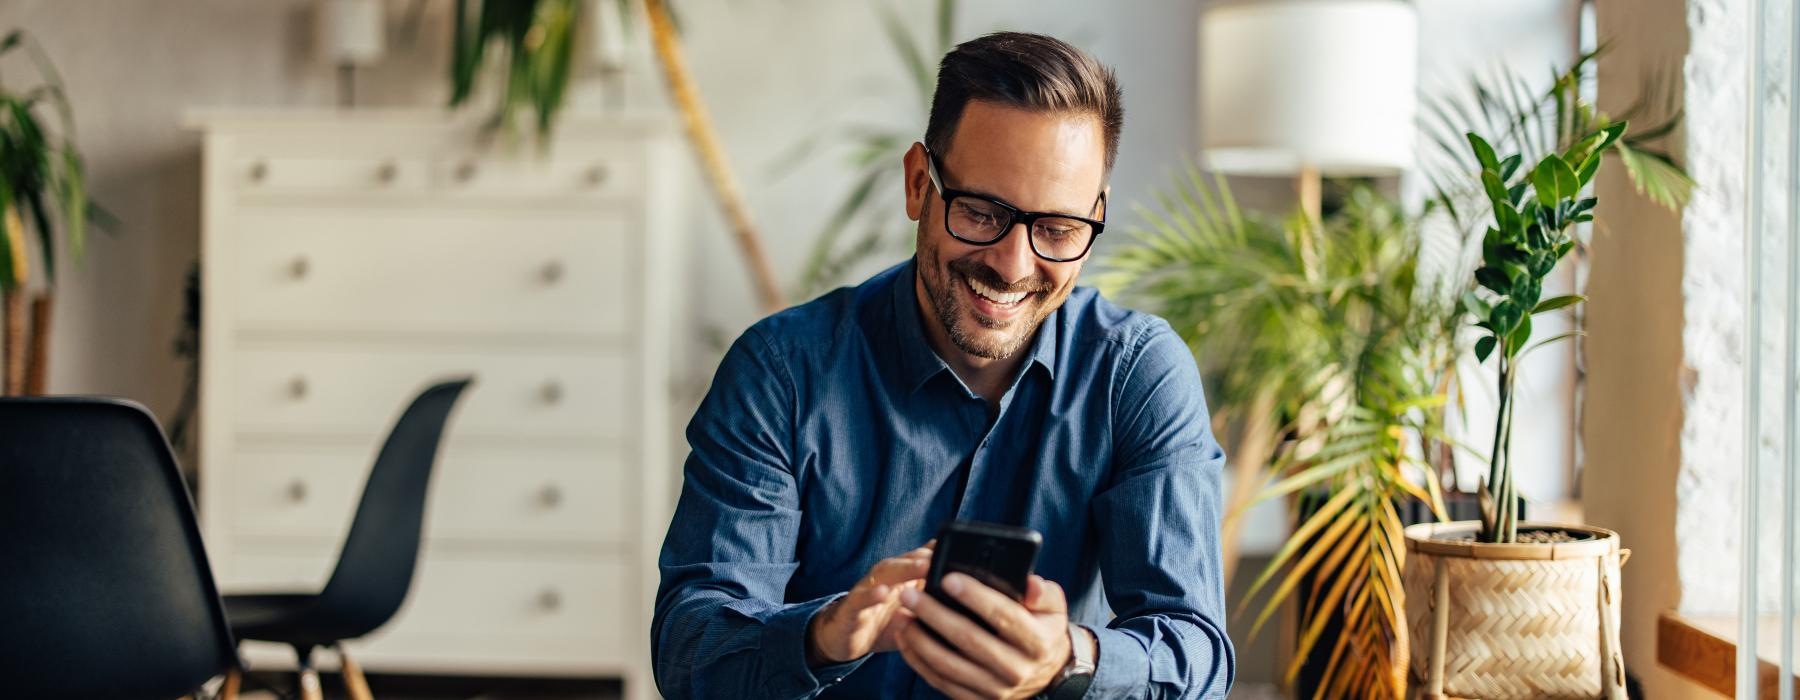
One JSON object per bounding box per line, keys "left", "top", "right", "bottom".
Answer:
{"left": 1041, "top": 623, "right": 1097, "bottom": 699}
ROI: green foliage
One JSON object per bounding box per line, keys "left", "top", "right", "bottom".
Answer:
{"left": 1423, "top": 47, "right": 1692, "bottom": 231}
{"left": 1099, "top": 180, "right": 1457, "bottom": 698}
{"left": 450, "top": 0, "right": 583, "bottom": 139}
{"left": 0, "top": 29, "right": 105, "bottom": 291}
{"left": 1464, "top": 125, "right": 1618, "bottom": 544}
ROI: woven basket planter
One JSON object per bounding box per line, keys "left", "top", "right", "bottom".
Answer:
{"left": 1402, "top": 521, "right": 1629, "bottom": 700}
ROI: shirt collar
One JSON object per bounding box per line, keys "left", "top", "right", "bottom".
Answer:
{"left": 874, "top": 258, "right": 1059, "bottom": 396}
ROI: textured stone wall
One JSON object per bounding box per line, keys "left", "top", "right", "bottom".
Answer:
{"left": 1677, "top": 0, "right": 1754, "bottom": 618}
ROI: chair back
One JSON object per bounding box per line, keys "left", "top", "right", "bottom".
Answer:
{"left": 314, "top": 378, "right": 473, "bottom": 638}
{"left": 0, "top": 397, "right": 239, "bottom": 699}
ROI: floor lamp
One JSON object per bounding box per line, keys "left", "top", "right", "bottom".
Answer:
{"left": 1199, "top": 0, "right": 1418, "bottom": 228}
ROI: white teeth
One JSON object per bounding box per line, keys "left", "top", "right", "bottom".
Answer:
{"left": 966, "top": 277, "right": 1028, "bottom": 305}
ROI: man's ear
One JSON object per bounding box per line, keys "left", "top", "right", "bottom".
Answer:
{"left": 904, "top": 142, "right": 929, "bottom": 222}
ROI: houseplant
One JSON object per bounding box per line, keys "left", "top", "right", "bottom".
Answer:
{"left": 1099, "top": 180, "right": 1459, "bottom": 698}
{"left": 1399, "top": 124, "right": 1632, "bottom": 700}
{"left": 0, "top": 29, "right": 101, "bottom": 396}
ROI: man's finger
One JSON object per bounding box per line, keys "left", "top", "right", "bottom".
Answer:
{"left": 1023, "top": 575, "right": 1068, "bottom": 614}
{"left": 900, "top": 586, "right": 1031, "bottom": 680}
{"left": 942, "top": 572, "right": 1050, "bottom": 658}
{"left": 896, "top": 620, "right": 991, "bottom": 700}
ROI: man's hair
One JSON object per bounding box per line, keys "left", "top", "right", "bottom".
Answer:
{"left": 924, "top": 32, "right": 1124, "bottom": 174}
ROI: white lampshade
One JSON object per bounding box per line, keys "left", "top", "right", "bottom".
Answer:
{"left": 317, "top": 0, "right": 386, "bottom": 66}
{"left": 1199, "top": 0, "right": 1418, "bottom": 177}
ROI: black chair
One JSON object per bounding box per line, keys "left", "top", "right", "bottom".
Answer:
{"left": 0, "top": 397, "right": 242, "bottom": 700}
{"left": 224, "top": 378, "right": 472, "bottom": 700}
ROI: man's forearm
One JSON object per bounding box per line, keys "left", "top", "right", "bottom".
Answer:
{"left": 655, "top": 590, "right": 867, "bottom": 699}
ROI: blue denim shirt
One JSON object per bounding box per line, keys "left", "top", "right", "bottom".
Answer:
{"left": 653, "top": 260, "right": 1234, "bottom": 698}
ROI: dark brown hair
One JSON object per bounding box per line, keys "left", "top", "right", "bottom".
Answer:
{"left": 924, "top": 32, "right": 1124, "bottom": 174}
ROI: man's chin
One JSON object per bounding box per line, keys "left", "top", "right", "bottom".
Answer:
{"left": 951, "top": 319, "right": 1028, "bottom": 360}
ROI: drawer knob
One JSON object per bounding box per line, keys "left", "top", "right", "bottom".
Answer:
{"left": 286, "top": 479, "right": 308, "bottom": 503}
{"left": 288, "top": 376, "right": 309, "bottom": 400}
{"left": 585, "top": 164, "right": 609, "bottom": 186}
{"left": 376, "top": 161, "right": 399, "bottom": 184}
{"left": 248, "top": 160, "right": 269, "bottom": 183}
{"left": 289, "top": 256, "right": 310, "bottom": 280}
{"left": 537, "top": 588, "right": 563, "bottom": 611}
{"left": 454, "top": 160, "right": 478, "bottom": 183}
{"left": 539, "top": 484, "right": 564, "bottom": 508}
{"left": 541, "top": 381, "right": 564, "bottom": 405}
{"left": 541, "top": 260, "right": 565, "bottom": 285}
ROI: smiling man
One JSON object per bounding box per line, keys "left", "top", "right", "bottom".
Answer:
{"left": 653, "top": 32, "right": 1234, "bottom": 699}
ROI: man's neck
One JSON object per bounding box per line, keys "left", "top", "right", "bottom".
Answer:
{"left": 915, "top": 274, "right": 1031, "bottom": 408}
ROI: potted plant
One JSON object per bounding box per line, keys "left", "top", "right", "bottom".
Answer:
{"left": 0, "top": 30, "right": 102, "bottom": 396}
{"left": 1400, "top": 125, "right": 1633, "bottom": 700}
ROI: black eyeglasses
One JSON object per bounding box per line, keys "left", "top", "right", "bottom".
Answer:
{"left": 924, "top": 147, "right": 1107, "bottom": 263}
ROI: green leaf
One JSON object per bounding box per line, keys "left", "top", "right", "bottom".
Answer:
{"left": 1475, "top": 335, "right": 1496, "bottom": 362}
{"left": 1532, "top": 294, "right": 1585, "bottom": 314}
{"left": 1467, "top": 132, "right": 1500, "bottom": 171}
{"left": 1533, "top": 154, "right": 1580, "bottom": 205}
{"left": 1506, "top": 313, "right": 1534, "bottom": 357}
{"left": 1475, "top": 267, "right": 1509, "bottom": 294}
{"left": 1481, "top": 171, "right": 1510, "bottom": 210}
{"left": 1499, "top": 154, "right": 1523, "bottom": 181}
{"left": 1616, "top": 142, "right": 1696, "bottom": 210}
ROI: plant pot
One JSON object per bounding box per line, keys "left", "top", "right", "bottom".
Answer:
{"left": 1403, "top": 521, "right": 1629, "bottom": 700}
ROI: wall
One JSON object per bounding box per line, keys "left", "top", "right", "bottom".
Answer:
{"left": 1583, "top": 0, "right": 1727, "bottom": 695}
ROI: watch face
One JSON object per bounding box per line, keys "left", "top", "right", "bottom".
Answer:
{"left": 1048, "top": 673, "right": 1094, "bottom": 700}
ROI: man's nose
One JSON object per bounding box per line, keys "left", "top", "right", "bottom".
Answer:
{"left": 988, "top": 222, "right": 1039, "bottom": 285}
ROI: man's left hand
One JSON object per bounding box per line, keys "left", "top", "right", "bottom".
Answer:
{"left": 894, "top": 573, "right": 1072, "bottom": 699}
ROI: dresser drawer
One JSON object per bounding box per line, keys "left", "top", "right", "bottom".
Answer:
{"left": 436, "top": 150, "right": 642, "bottom": 199}
{"left": 228, "top": 443, "right": 635, "bottom": 544}
{"left": 222, "top": 550, "right": 638, "bottom": 668}
{"left": 228, "top": 346, "right": 635, "bottom": 438}
{"left": 226, "top": 211, "right": 635, "bottom": 336}
{"left": 232, "top": 154, "right": 429, "bottom": 197}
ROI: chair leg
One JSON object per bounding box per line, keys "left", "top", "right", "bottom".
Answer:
{"left": 337, "top": 643, "right": 374, "bottom": 700}
{"left": 220, "top": 668, "right": 242, "bottom": 700}
{"left": 295, "top": 644, "right": 323, "bottom": 700}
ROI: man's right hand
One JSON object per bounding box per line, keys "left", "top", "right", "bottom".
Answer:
{"left": 806, "top": 542, "right": 934, "bottom": 667}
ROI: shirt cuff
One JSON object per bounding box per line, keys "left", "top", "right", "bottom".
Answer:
{"left": 764, "top": 592, "right": 870, "bottom": 696}
{"left": 1086, "top": 624, "right": 1148, "bottom": 698}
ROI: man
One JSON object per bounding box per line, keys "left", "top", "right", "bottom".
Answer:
{"left": 653, "top": 32, "right": 1233, "bottom": 699}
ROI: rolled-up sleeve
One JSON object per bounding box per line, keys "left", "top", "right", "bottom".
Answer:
{"left": 1088, "top": 319, "right": 1235, "bottom": 698}
{"left": 651, "top": 328, "right": 868, "bottom": 699}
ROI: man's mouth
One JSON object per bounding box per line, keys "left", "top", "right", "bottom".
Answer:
{"left": 965, "top": 275, "right": 1031, "bottom": 307}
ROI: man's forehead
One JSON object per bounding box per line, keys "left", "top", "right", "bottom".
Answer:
{"left": 939, "top": 102, "right": 1108, "bottom": 212}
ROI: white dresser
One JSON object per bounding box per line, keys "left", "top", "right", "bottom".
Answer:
{"left": 191, "top": 111, "right": 683, "bottom": 699}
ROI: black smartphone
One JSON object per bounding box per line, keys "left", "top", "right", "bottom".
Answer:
{"left": 925, "top": 520, "right": 1043, "bottom": 630}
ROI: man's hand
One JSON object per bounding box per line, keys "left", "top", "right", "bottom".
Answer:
{"left": 893, "top": 573, "right": 1072, "bottom": 699}
{"left": 806, "top": 543, "right": 934, "bottom": 666}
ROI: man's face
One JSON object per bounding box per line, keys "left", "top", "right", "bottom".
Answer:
{"left": 904, "top": 101, "right": 1108, "bottom": 362}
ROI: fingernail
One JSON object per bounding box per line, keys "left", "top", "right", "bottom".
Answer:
{"left": 943, "top": 573, "right": 965, "bottom": 594}
{"left": 871, "top": 584, "right": 888, "bottom": 598}
{"left": 900, "top": 587, "right": 920, "bottom": 608}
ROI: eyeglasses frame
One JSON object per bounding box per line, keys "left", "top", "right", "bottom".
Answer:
{"left": 921, "top": 146, "right": 1108, "bottom": 263}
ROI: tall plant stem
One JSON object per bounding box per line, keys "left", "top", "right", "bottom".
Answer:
{"left": 24, "top": 293, "right": 50, "bottom": 395}
{"left": 1500, "top": 370, "right": 1520, "bottom": 541}
{"left": 642, "top": 0, "right": 786, "bottom": 314}
{"left": 2, "top": 290, "right": 24, "bottom": 395}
